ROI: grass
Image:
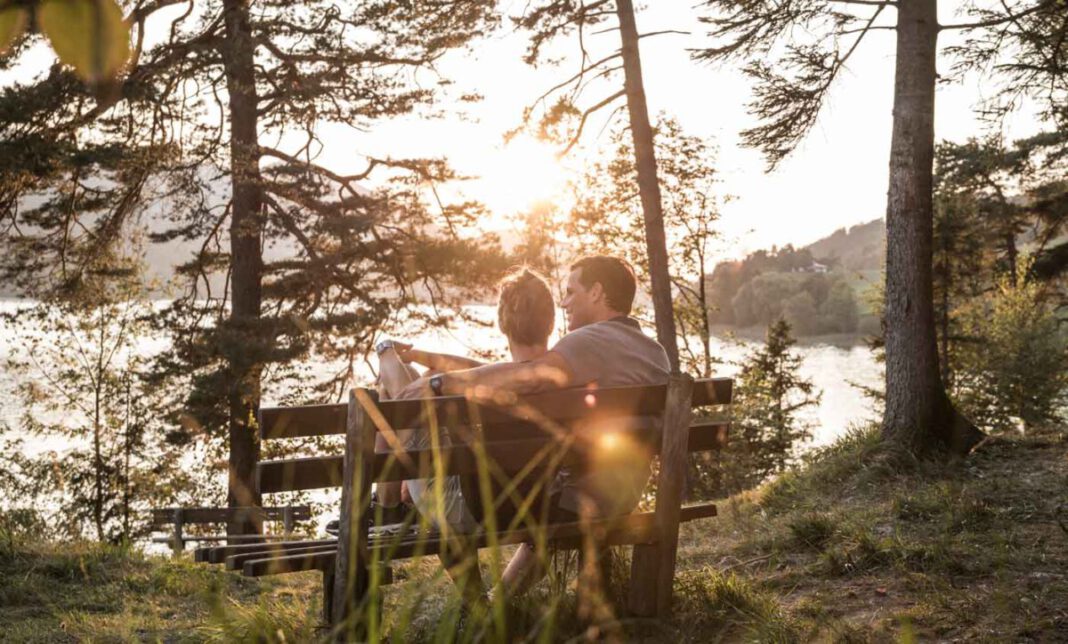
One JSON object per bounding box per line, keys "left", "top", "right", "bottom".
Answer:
{"left": 676, "top": 425, "right": 1068, "bottom": 641}
{"left": 0, "top": 539, "right": 322, "bottom": 642}
{"left": 4, "top": 426, "right": 1067, "bottom": 642}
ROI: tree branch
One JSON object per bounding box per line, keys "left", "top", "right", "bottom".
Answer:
{"left": 560, "top": 90, "right": 625, "bottom": 155}
{"left": 939, "top": 0, "right": 1055, "bottom": 31}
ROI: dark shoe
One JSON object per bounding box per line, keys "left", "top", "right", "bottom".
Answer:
{"left": 324, "top": 502, "right": 413, "bottom": 536}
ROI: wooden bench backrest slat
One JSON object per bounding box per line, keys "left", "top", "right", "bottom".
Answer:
{"left": 257, "top": 421, "right": 729, "bottom": 494}
{"left": 260, "top": 378, "right": 732, "bottom": 441}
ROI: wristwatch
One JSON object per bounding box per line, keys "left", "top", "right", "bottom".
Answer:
{"left": 429, "top": 374, "right": 445, "bottom": 396}
{"left": 374, "top": 339, "right": 395, "bottom": 355}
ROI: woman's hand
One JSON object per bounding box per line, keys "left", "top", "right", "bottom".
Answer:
{"left": 398, "top": 375, "right": 433, "bottom": 399}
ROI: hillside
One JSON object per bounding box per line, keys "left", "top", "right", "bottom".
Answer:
{"left": 4, "top": 427, "right": 1065, "bottom": 642}
{"left": 706, "top": 221, "right": 887, "bottom": 335}
{"left": 805, "top": 218, "right": 885, "bottom": 271}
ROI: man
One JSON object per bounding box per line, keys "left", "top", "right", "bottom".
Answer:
{"left": 398, "top": 255, "right": 670, "bottom": 596}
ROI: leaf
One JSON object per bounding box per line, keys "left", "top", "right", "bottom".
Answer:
{"left": 38, "top": 0, "right": 130, "bottom": 83}
{"left": 0, "top": 6, "right": 27, "bottom": 55}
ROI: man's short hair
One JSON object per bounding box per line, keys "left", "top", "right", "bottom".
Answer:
{"left": 570, "top": 255, "right": 637, "bottom": 315}
{"left": 498, "top": 267, "right": 555, "bottom": 345}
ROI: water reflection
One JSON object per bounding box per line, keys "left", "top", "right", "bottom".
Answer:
{"left": 0, "top": 302, "right": 883, "bottom": 452}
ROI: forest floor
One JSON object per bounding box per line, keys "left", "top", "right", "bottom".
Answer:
{"left": 2, "top": 427, "right": 1066, "bottom": 642}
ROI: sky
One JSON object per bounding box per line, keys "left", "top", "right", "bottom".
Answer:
{"left": 3, "top": 1, "right": 1050, "bottom": 264}
{"left": 309, "top": 1, "right": 1049, "bottom": 262}
{"left": 309, "top": 0, "right": 1048, "bottom": 262}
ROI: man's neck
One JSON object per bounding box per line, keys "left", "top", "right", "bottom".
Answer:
{"left": 588, "top": 310, "right": 626, "bottom": 325}
{"left": 510, "top": 343, "right": 548, "bottom": 362}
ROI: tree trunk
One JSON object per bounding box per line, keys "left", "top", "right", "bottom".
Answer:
{"left": 222, "top": 0, "right": 264, "bottom": 536}
{"left": 938, "top": 259, "right": 951, "bottom": 386}
{"left": 699, "top": 268, "right": 712, "bottom": 378}
{"left": 615, "top": 0, "right": 680, "bottom": 372}
{"left": 1004, "top": 227, "right": 1018, "bottom": 287}
{"left": 93, "top": 319, "right": 105, "bottom": 541}
{"left": 881, "top": 0, "right": 983, "bottom": 457}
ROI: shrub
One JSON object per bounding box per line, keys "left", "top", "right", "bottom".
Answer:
{"left": 697, "top": 319, "right": 820, "bottom": 498}
{"left": 950, "top": 273, "right": 1068, "bottom": 433}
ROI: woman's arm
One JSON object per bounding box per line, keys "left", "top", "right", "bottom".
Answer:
{"left": 396, "top": 342, "right": 486, "bottom": 372}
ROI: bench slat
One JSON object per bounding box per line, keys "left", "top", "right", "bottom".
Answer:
{"left": 258, "top": 422, "right": 730, "bottom": 494}
{"left": 151, "top": 505, "right": 311, "bottom": 527}
{"left": 259, "top": 378, "right": 732, "bottom": 440}
{"left": 227, "top": 544, "right": 340, "bottom": 571}
{"left": 258, "top": 435, "right": 589, "bottom": 494}
{"left": 234, "top": 502, "right": 716, "bottom": 577}
{"left": 243, "top": 550, "right": 337, "bottom": 576}
{"left": 196, "top": 538, "right": 336, "bottom": 565}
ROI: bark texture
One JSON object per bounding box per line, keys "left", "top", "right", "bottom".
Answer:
{"left": 222, "top": 0, "right": 264, "bottom": 535}
{"left": 882, "top": 0, "right": 983, "bottom": 457}
{"left": 616, "top": 0, "right": 680, "bottom": 372}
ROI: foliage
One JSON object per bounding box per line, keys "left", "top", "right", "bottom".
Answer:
{"left": 0, "top": 0, "right": 506, "bottom": 512}
{"left": 729, "top": 269, "right": 862, "bottom": 335}
{"left": 0, "top": 0, "right": 130, "bottom": 83}
{"left": 561, "top": 115, "right": 726, "bottom": 376}
{"left": 949, "top": 269, "right": 1068, "bottom": 433}
{"left": 0, "top": 262, "right": 201, "bottom": 542}
{"left": 694, "top": 318, "right": 820, "bottom": 498}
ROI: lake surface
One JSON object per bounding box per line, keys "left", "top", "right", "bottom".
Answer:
{"left": 1, "top": 301, "right": 883, "bottom": 453}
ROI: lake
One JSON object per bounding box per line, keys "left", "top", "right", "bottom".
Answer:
{"left": 0, "top": 302, "right": 882, "bottom": 454}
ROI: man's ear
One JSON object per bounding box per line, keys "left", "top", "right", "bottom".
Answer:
{"left": 588, "top": 281, "right": 605, "bottom": 305}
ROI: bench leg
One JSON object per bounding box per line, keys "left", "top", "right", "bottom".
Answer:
{"left": 283, "top": 507, "right": 295, "bottom": 537}
{"left": 627, "top": 543, "right": 658, "bottom": 617}
{"left": 171, "top": 509, "right": 184, "bottom": 558}
{"left": 332, "top": 389, "right": 376, "bottom": 641}
{"left": 628, "top": 374, "right": 693, "bottom": 618}
{"left": 322, "top": 569, "right": 335, "bottom": 627}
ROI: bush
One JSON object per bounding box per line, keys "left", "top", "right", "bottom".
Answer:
{"left": 696, "top": 319, "right": 820, "bottom": 498}
{"left": 950, "top": 275, "right": 1068, "bottom": 433}
{"left": 0, "top": 508, "right": 46, "bottom": 557}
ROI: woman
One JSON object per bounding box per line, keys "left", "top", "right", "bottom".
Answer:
{"left": 374, "top": 267, "right": 558, "bottom": 599}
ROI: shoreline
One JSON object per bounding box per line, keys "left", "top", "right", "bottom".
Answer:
{"left": 710, "top": 324, "right": 873, "bottom": 349}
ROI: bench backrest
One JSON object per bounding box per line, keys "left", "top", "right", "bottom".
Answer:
{"left": 260, "top": 378, "right": 731, "bottom": 439}
{"left": 256, "top": 378, "right": 731, "bottom": 495}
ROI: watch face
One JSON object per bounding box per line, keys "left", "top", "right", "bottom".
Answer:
{"left": 375, "top": 339, "right": 395, "bottom": 354}
{"left": 430, "top": 375, "right": 443, "bottom": 395}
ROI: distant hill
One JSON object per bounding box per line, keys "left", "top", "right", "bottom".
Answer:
{"left": 804, "top": 218, "right": 885, "bottom": 271}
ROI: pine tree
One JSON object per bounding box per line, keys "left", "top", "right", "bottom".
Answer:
{"left": 698, "top": 318, "right": 819, "bottom": 497}
{"left": 0, "top": 1, "right": 503, "bottom": 533}
{"left": 689, "top": 0, "right": 1068, "bottom": 457}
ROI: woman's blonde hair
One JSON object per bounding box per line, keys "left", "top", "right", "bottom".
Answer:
{"left": 497, "top": 267, "right": 555, "bottom": 346}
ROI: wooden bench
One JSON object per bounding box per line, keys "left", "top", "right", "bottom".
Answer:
{"left": 150, "top": 505, "right": 311, "bottom": 555}
{"left": 195, "top": 374, "right": 731, "bottom": 630}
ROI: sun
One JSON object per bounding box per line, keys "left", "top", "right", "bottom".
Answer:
{"left": 476, "top": 135, "right": 570, "bottom": 223}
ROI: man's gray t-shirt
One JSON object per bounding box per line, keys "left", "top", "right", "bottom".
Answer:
{"left": 549, "top": 316, "right": 670, "bottom": 516}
